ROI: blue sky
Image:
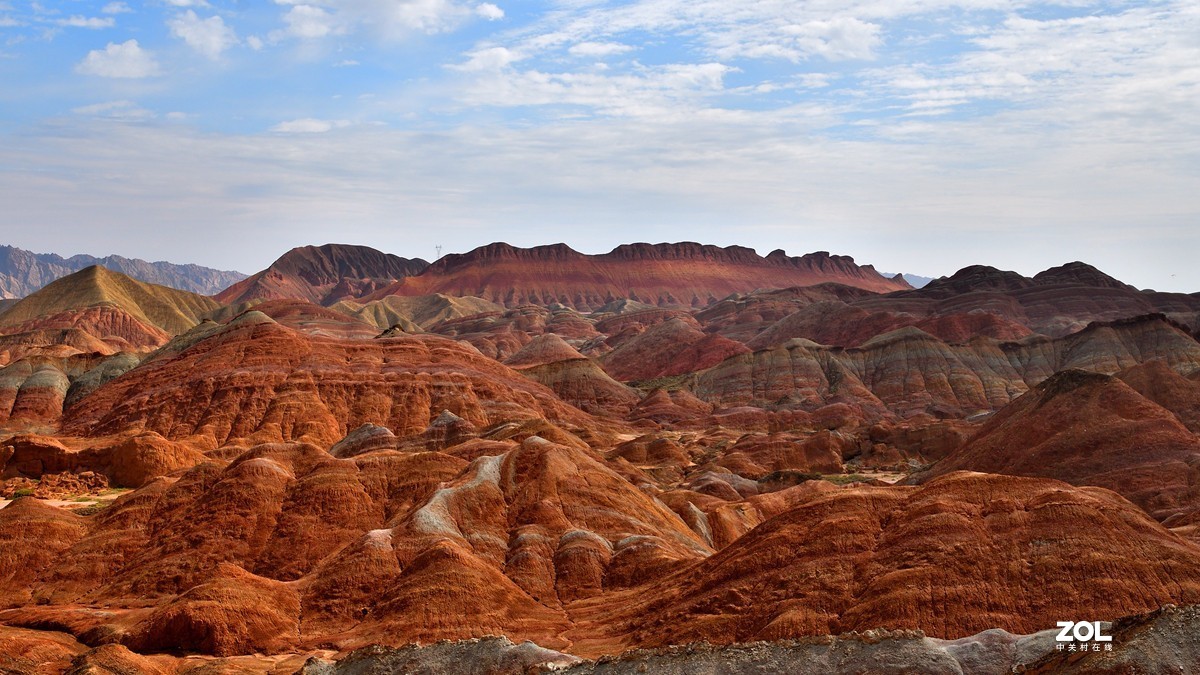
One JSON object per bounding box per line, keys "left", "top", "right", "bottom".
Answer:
{"left": 1, "top": 0, "right": 1197, "bottom": 291}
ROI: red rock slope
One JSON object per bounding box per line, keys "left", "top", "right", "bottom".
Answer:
{"left": 61, "top": 311, "right": 597, "bottom": 448}
{"left": 575, "top": 472, "right": 1200, "bottom": 653}
{"left": 216, "top": 244, "right": 429, "bottom": 307}
{"left": 917, "top": 369, "right": 1200, "bottom": 521}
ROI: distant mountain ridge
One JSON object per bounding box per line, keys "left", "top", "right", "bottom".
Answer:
{"left": 374, "top": 242, "right": 911, "bottom": 310}
{"left": 0, "top": 245, "right": 247, "bottom": 299}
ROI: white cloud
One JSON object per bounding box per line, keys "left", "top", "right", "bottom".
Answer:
{"left": 865, "top": 4, "right": 1200, "bottom": 120}
{"left": 270, "top": 0, "right": 503, "bottom": 42}
{"left": 101, "top": 2, "right": 131, "bottom": 14}
{"left": 164, "top": 0, "right": 210, "bottom": 7}
{"left": 568, "top": 41, "right": 634, "bottom": 58}
{"left": 450, "top": 46, "right": 519, "bottom": 72}
{"left": 75, "top": 39, "right": 160, "bottom": 78}
{"left": 458, "top": 62, "right": 736, "bottom": 117}
{"left": 277, "top": 4, "right": 338, "bottom": 39}
{"left": 71, "top": 100, "right": 153, "bottom": 120}
{"left": 168, "top": 10, "right": 238, "bottom": 59}
{"left": 780, "top": 17, "right": 882, "bottom": 61}
{"left": 56, "top": 15, "right": 115, "bottom": 28}
{"left": 270, "top": 118, "right": 351, "bottom": 132}
{"left": 247, "top": 34, "right": 264, "bottom": 50}
{"left": 354, "top": 0, "right": 475, "bottom": 35}
{"left": 475, "top": 3, "right": 503, "bottom": 21}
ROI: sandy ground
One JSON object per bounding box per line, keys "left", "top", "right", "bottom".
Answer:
{"left": 0, "top": 490, "right": 129, "bottom": 510}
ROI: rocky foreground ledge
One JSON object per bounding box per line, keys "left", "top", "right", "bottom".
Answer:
{"left": 295, "top": 605, "right": 1200, "bottom": 675}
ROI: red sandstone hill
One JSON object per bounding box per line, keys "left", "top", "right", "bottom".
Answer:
{"left": 693, "top": 314, "right": 1200, "bottom": 418}
{"left": 575, "top": 472, "right": 1200, "bottom": 652}
{"left": 917, "top": 369, "right": 1200, "bottom": 522}
{"left": 4, "top": 447, "right": 1199, "bottom": 662}
{"left": 61, "top": 311, "right": 600, "bottom": 449}
{"left": 1117, "top": 359, "right": 1200, "bottom": 433}
{"left": 721, "top": 262, "right": 1200, "bottom": 350}
{"left": 368, "top": 242, "right": 909, "bottom": 310}
{"left": 873, "top": 262, "right": 1200, "bottom": 338}
{"left": 0, "top": 266, "right": 221, "bottom": 337}
{"left": 215, "top": 244, "right": 429, "bottom": 307}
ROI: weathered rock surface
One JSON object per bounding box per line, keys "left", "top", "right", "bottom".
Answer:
{"left": 1025, "top": 604, "right": 1200, "bottom": 674}
{"left": 0, "top": 360, "right": 71, "bottom": 426}
{"left": 1, "top": 433, "right": 210, "bottom": 488}
{"left": 292, "top": 607, "right": 1200, "bottom": 675}
{"left": 2, "top": 243, "right": 1199, "bottom": 673}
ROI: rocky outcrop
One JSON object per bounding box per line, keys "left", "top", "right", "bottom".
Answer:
{"left": 694, "top": 284, "right": 881, "bottom": 342}
{"left": 882, "top": 264, "right": 1200, "bottom": 338}
{"left": 746, "top": 301, "right": 1032, "bottom": 349}
{"left": 0, "top": 437, "right": 709, "bottom": 655}
{"left": 124, "top": 563, "right": 301, "bottom": 656}
{"left": 0, "top": 433, "right": 207, "bottom": 487}
{"left": 431, "top": 305, "right": 601, "bottom": 361}
{"left": 0, "top": 360, "right": 71, "bottom": 425}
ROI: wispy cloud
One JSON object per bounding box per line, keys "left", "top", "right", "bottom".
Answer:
{"left": 56, "top": 15, "right": 115, "bottom": 29}
{"left": 268, "top": 0, "right": 504, "bottom": 42}
{"left": 270, "top": 117, "right": 351, "bottom": 132}
{"left": 72, "top": 100, "right": 154, "bottom": 120}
